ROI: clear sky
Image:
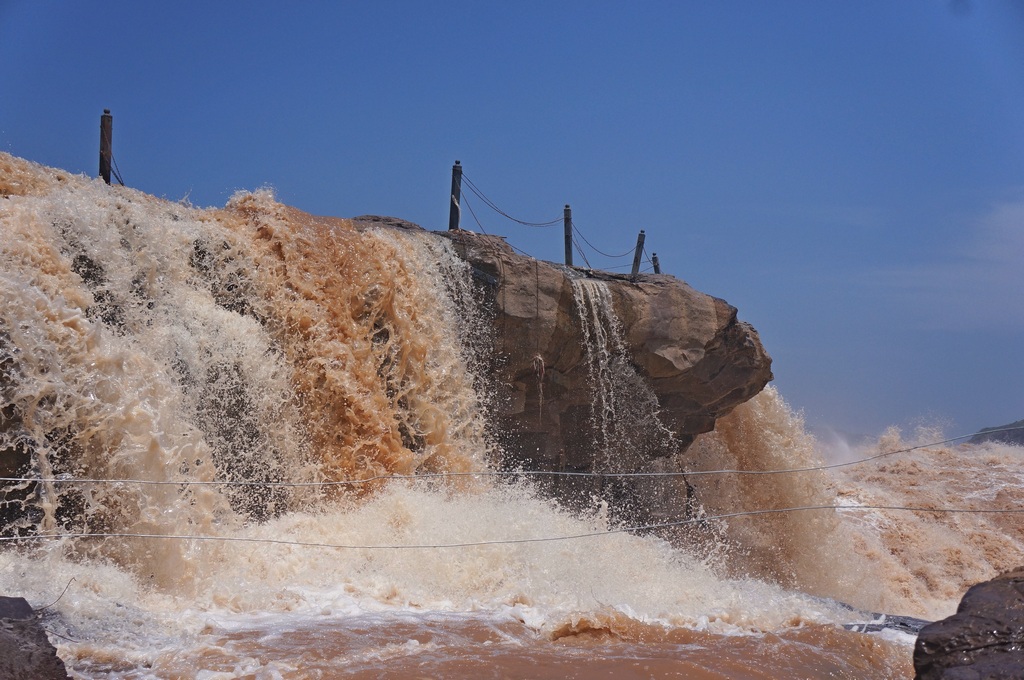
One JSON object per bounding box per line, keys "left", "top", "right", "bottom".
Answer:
{"left": 2, "top": 1, "right": 1023, "bottom": 438}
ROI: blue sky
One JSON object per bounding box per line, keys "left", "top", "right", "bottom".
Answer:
{"left": 2, "top": 1, "right": 1023, "bottom": 437}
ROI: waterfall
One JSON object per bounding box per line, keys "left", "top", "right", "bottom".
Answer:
{"left": 0, "top": 157, "right": 492, "bottom": 584}
{"left": 7, "top": 156, "right": 1021, "bottom": 680}
{"left": 570, "top": 278, "right": 678, "bottom": 475}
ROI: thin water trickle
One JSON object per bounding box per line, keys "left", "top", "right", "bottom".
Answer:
{"left": 571, "top": 279, "right": 626, "bottom": 471}
{"left": 570, "top": 278, "right": 678, "bottom": 475}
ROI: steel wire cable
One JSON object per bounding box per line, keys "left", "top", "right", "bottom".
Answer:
{"left": 460, "top": 190, "right": 489, "bottom": 235}
{"left": 571, "top": 221, "right": 634, "bottom": 259}
{"left": 461, "top": 193, "right": 539, "bottom": 260}
{"left": 571, "top": 234, "right": 593, "bottom": 268}
{"left": 461, "top": 174, "right": 562, "bottom": 227}
{"left": 3, "top": 504, "right": 1022, "bottom": 551}
{"left": 110, "top": 154, "right": 125, "bottom": 186}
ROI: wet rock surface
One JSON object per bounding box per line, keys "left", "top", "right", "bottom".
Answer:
{"left": 914, "top": 567, "right": 1024, "bottom": 680}
{"left": 0, "top": 596, "right": 70, "bottom": 680}
{"left": 434, "top": 228, "right": 773, "bottom": 470}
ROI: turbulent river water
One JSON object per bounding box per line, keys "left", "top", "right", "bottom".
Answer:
{"left": 1, "top": 153, "right": 1022, "bottom": 679}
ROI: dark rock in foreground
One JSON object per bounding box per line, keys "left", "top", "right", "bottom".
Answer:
{"left": 914, "top": 567, "right": 1024, "bottom": 679}
{"left": 0, "top": 596, "right": 70, "bottom": 680}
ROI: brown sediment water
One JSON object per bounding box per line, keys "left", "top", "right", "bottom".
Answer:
{"left": 685, "top": 390, "right": 1024, "bottom": 621}
{"left": 1, "top": 152, "right": 1021, "bottom": 678}
{"left": 73, "top": 617, "right": 912, "bottom": 679}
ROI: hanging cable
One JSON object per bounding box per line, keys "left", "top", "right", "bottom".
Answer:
{"left": 460, "top": 190, "right": 488, "bottom": 235}
{"left": 571, "top": 233, "right": 593, "bottom": 268}
{"left": 460, "top": 174, "right": 562, "bottom": 227}
{"left": 2, "top": 504, "right": 1022, "bottom": 551}
{"left": 571, "top": 220, "right": 634, "bottom": 259}
{"left": 463, "top": 196, "right": 537, "bottom": 260}
{"left": 110, "top": 154, "right": 125, "bottom": 186}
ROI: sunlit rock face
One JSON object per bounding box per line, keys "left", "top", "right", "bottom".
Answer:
{"left": 419, "top": 225, "right": 773, "bottom": 477}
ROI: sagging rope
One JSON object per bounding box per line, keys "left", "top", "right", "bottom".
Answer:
{"left": 457, "top": 172, "right": 641, "bottom": 270}
{"left": 3, "top": 426, "right": 1019, "bottom": 490}
{"left": 571, "top": 220, "right": 634, "bottom": 260}
{"left": 461, "top": 173, "right": 562, "bottom": 228}
{"left": 460, "top": 189, "right": 489, "bottom": 236}
{"left": 1, "top": 504, "right": 1022, "bottom": 551}
{"left": 459, "top": 190, "right": 552, "bottom": 265}
{"left": 571, "top": 233, "right": 593, "bottom": 268}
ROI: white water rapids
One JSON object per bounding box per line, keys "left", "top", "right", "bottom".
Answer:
{"left": 1, "top": 153, "right": 1022, "bottom": 678}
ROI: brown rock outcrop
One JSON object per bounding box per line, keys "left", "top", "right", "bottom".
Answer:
{"left": 914, "top": 567, "right": 1024, "bottom": 679}
{"left": 432, "top": 227, "right": 773, "bottom": 476}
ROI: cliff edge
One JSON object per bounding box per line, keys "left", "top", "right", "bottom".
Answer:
{"left": 354, "top": 217, "right": 773, "bottom": 477}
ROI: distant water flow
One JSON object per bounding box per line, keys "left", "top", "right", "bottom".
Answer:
{"left": 1, "top": 154, "right": 1021, "bottom": 678}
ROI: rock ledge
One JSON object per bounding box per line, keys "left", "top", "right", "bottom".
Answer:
{"left": 914, "top": 567, "right": 1024, "bottom": 680}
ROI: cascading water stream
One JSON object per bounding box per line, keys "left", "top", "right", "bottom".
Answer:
{"left": 571, "top": 279, "right": 624, "bottom": 471}
{"left": 570, "top": 278, "right": 678, "bottom": 476}
{"left": 0, "top": 158, "right": 495, "bottom": 585}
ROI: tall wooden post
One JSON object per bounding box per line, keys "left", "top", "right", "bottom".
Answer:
{"left": 564, "top": 204, "right": 573, "bottom": 266}
{"left": 448, "top": 160, "right": 462, "bottom": 230}
{"left": 630, "top": 230, "right": 646, "bottom": 276}
{"left": 99, "top": 109, "right": 113, "bottom": 185}
{"left": 652, "top": 252, "right": 661, "bottom": 274}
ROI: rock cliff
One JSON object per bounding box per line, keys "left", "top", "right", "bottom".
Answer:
{"left": 969, "top": 420, "right": 1024, "bottom": 447}
{"left": 914, "top": 566, "right": 1024, "bottom": 679}
{"left": 354, "top": 217, "right": 774, "bottom": 479}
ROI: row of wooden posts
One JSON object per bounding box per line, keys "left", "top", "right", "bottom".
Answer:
{"left": 97, "top": 113, "right": 660, "bottom": 276}
{"left": 448, "top": 161, "right": 660, "bottom": 275}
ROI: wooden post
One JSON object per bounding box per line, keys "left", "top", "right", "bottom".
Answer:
{"left": 652, "top": 252, "right": 661, "bottom": 274}
{"left": 99, "top": 109, "right": 113, "bottom": 185}
{"left": 630, "top": 230, "right": 646, "bottom": 276}
{"left": 564, "top": 204, "right": 573, "bottom": 266}
{"left": 448, "top": 160, "right": 462, "bottom": 230}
